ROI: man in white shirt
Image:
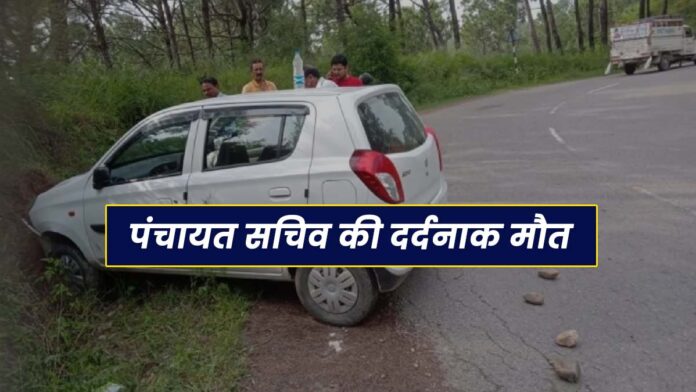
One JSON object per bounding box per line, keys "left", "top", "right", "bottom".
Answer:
{"left": 200, "top": 76, "right": 225, "bottom": 98}
{"left": 304, "top": 66, "right": 338, "bottom": 88}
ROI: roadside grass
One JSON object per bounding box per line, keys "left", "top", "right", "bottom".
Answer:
{"left": 2, "top": 261, "right": 251, "bottom": 391}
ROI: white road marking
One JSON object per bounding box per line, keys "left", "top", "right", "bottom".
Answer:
{"left": 632, "top": 186, "right": 696, "bottom": 218}
{"left": 587, "top": 82, "right": 619, "bottom": 95}
{"left": 549, "top": 101, "right": 566, "bottom": 114}
{"left": 548, "top": 127, "right": 576, "bottom": 152}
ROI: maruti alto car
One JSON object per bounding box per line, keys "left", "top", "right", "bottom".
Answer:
{"left": 26, "top": 85, "right": 448, "bottom": 326}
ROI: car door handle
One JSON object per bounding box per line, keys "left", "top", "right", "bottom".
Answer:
{"left": 268, "top": 187, "right": 291, "bottom": 198}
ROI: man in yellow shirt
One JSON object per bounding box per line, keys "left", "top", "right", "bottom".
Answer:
{"left": 242, "top": 58, "right": 278, "bottom": 93}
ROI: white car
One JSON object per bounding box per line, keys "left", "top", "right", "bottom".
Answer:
{"left": 26, "top": 85, "right": 448, "bottom": 326}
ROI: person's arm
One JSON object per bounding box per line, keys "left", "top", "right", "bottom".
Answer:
{"left": 241, "top": 83, "right": 250, "bottom": 94}
{"left": 268, "top": 81, "right": 277, "bottom": 91}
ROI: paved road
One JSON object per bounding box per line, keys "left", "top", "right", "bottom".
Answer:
{"left": 400, "top": 65, "right": 696, "bottom": 392}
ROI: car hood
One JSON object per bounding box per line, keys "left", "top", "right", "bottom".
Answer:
{"left": 31, "top": 172, "right": 89, "bottom": 212}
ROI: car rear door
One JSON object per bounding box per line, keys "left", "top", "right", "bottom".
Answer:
{"left": 186, "top": 104, "right": 314, "bottom": 204}
{"left": 349, "top": 90, "right": 443, "bottom": 203}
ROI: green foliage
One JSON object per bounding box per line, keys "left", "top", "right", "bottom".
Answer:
{"left": 8, "top": 270, "right": 249, "bottom": 391}
{"left": 1, "top": 48, "right": 609, "bottom": 181}
{"left": 344, "top": 6, "right": 401, "bottom": 83}
{"left": 399, "top": 50, "right": 607, "bottom": 107}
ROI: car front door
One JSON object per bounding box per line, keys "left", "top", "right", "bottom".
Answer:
{"left": 82, "top": 110, "right": 199, "bottom": 262}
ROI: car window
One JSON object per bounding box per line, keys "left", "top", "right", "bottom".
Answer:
{"left": 108, "top": 114, "right": 194, "bottom": 184}
{"left": 357, "top": 92, "right": 426, "bottom": 154}
{"left": 204, "top": 109, "right": 306, "bottom": 170}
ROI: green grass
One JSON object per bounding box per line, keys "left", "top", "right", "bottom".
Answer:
{"left": 2, "top": 265, "right": 250, "bottom": 392}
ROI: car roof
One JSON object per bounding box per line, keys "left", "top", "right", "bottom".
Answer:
{"left": 156, "top": 84, "right": 402, "bottom": 117}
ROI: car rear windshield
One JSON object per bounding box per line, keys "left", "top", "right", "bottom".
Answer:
{"left": 357, "top": 92, "right": 426, "bottom": 154}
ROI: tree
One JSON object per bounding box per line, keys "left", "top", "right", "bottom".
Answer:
{"left": 161, "top": 0, "right": 181, "bottom": 68}
{"left": 74, "top": 0, "right": 113, "bottom": 67}
{"left": 573, "top": 0, "right": 585, "bottom": 52}
{"left": 201, "top": 0, "right": 213, "bottom": 58}
{"left": 599, "top": 0, "right": 608, "bottom": 46}
{"left": 49, "top": 0, "right": 70, "bottom": 63}
{"left": 448, "top": 0, "right": 461, "bottom": 49}
{"left": 546, "top": 0, "right": 563, "bottom": 53}
{"left": 587, "top": 0, "right": 595, "bottom": 49}
{"left": 662, "top": 0, "right": 668, "bottom": 15}
{"left": 388, "top": 0, "right": 396, "bottom": 32}
{"left": 301, "top": 0, "right": 308, "bottom": 47}
{"left": 639, "top": 0, "right": 645, "bottom": 18}
{"left": 178, "top": 0, "right": 196, "bottom": 65}
{"left": 420, "top": 0, "right": 444, "bottom": 49}
{"left": 538, "top": 0, "right": 553, "bottom": 52}
{"left": 523, "top": 0, "right": 541, "bottom": 53}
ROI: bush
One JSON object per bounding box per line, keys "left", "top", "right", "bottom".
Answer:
{"left": 2, "top": 50, "right": 608, "bottom": 180}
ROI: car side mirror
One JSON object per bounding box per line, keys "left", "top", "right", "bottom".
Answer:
{"left": 93, "top": 166, "right": 111, "bottom": 190}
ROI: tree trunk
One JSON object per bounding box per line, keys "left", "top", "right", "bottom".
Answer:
{"left": 49, "top": 0, "right": 69, "bottom": 63}
{"left": 639, "top": 0, "right": 645, "bottom": 19}
{"left": 538, "top": 0, "right": 553, "bottom": 52}
{"left": 87, "top": 0, "right": 112, "bottom": 68}
{"left": 587, "top": 0, "right": 595, "bottom": 49}
{"left": 155, "top": 0, "right": 174, "bottom": 66}
{"left": 388, "top": 0, "right": 396, "bottom": 32}
{"left": 547, "top": 0, "right": 563, "bottom": 53}
{"left": 599, "top": 0, "right": 608, "bottom": 46}
{"left": 523, "top": 0, "right": 541, "bottom": 54}
{"left": 178, "top": 0, "right": 196, "bottom": 65}
{"left": 421, "top": 0, "right": 443, "bottom": 49}
{"left": 201, "top": 0, "right": 213, "bottom": 58}
{"left": 662, "top": 0, "right": 668, "bottom": 15}
{"left": 646, "top": 0, "right": 650, "bottom": 17}
{"left": 396, "top": 0, "right": 404, "bottom": 33}
{"left": 247, "top": 3, "right": 254, "bottom": 50}
{"left": 161, "top": 0, "right": 181, "bottom": 68}
{"left": 300, "top": 0, "right": 308, "bottom": 48}
{"left": 448, "top": 0, "right": 461, "bottom": 49}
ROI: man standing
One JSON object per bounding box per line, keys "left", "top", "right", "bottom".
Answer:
{"left": 329, "top": 54, "right": 363, "bottom": 87}
{"left": 242, "top": 58, "right": 278, "bottom": 93}
{"left": 304, "top": 66, "right": 338, "bottom": 88}
{"left": 200, "top": 77, "right": 225, "bottom": 98}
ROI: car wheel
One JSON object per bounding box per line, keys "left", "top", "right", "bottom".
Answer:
{"left": 624, "top": 63, "right": 636, "bottom": 75}
{"left": 49, "top": 243, "right": 102, "bottom": 292}
{"left": 294, "top": 268, "right": 378, "bottom": 326}
{"left": 658, "top": 56, "right": 670, "bottom": 71}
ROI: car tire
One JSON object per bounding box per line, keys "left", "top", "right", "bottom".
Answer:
{"left": 49, "top": 243, "right": 102, "bottom": 292}
{"left": 658, "top": 56, "right": 670, "bottom": 71}
{"left": 624, "top": 63, "right": 636, "bottom": 75}
{"left": 294, "top": 268, "right": 378, "bottom": 326}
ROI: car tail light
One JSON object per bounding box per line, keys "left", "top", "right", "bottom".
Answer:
{"left": 425, "top": 126, "right": 443, "bottom": 171}
{"left": 350, "top": 150, "right": 404, "bottom": 204}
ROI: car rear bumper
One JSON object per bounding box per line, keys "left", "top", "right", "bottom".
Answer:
{"left": 430, "top": 177, "right": 448, "bottom": 204}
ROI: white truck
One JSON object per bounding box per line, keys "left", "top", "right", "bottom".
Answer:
{"left": 608, "top": 16, "right": 696, "bottom": 75}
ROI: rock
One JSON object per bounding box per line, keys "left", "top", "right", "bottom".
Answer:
{"left": 538, "top": 269, "right": 560, "bottom": 280}
{"left": 550, "top": 358, "right": 581, "bottom": 383}
{"left": 97, "top": 383, "right": 126, "bottom": 392}
{"left": 555, "top": 330, "right": 579, "bottom": 348}
{"left": 523, "top": 292, "right": 544, "bottom": 305}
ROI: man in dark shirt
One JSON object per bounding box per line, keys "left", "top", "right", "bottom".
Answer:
{"left": 329, "top": 54, "right": 363, "bottom": 87}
